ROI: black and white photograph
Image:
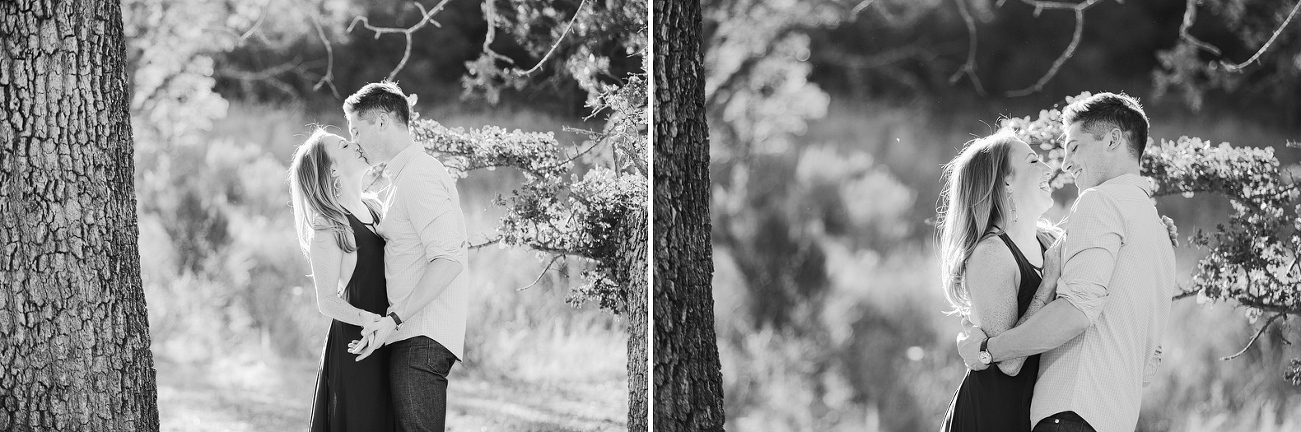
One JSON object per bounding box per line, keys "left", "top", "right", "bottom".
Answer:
{"left": 9, "top": 0, "right": 1301, "bottom": 431}
{"left": 655, "top": 0, "right": 1301, "bottom": 431}
{"left": 2, "top": 0, "right": 646, "bottom": 431}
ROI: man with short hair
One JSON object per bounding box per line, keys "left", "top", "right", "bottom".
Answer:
{"left": 346, "top": 81, "right": 469, "bottom": 432}
{"left": 958, "top": 92, "right": 1176, "bottom": 432}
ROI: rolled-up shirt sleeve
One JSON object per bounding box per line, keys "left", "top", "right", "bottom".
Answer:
{"left": 1057, "top": 189, "right": 1126, "bottom": 325}
{"left": 400, "top": 168, "right": 466, "bottom": 264}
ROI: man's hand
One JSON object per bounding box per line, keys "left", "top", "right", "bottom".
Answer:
{"left": 957, "top": 323, "right": 990, "bottom": 371}
{"left": 355, "top": 316, "right": 398, "bottom": 361}
{"left": 359, "top": 314, "right": 386, "bottom": 338}
{"left": 1044, "top": 236, "right": 1064, "bottom": 276}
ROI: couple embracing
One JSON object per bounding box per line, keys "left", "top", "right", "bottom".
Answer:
{"left": 288, "top": 81, "right": 469, "bottom": 432}
{"left": 938, "top": 93, "right": 1177, "bottom": 432}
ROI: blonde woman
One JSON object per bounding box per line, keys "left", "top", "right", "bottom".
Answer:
{"left": 937, "top": 130, "right": 1061, "bottom": 432}
{"left": 288, "top": 129, "right": 394, "bottom": 432}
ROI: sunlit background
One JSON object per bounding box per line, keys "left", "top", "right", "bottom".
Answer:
{"left": 124, "top": 1, "right": 632, "bottom": 430}
{"left": 703, "top": 0, "right": 1301, "bottom": 430}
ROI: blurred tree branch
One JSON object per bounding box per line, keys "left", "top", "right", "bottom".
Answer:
{"left": 514, "top": 0, "right": 591, "bottom": 76}
{"left": 306, "top": 3, "right": 342, "bottom": 98}
{"left": 237, "top": 0, "right": 276, "bottom": 45}
{"left": 960, "top": 0, "right": 1106, "bottom": 97}
{"left": 1178, "top": 0, "right": 1222, "bottom": 56}
{"left": 950, "top": 0, "right": 1301, "bottom": 97}
{"left": 1005, "top": 6, "right": 1085, "bottom": 96}
{"left": 213, "top": 59, "right": 303, "bottom": 97}
{"left": 1220, "top": 0, "right": 1301, "bottom": 72}
{"left": 1220, "top": 313, "right": 1286, "bottom": 360}
{"left": 348, "top": 0, "right": 455, "bottom": 81}
{"left": 950, "top": 0, "right": 987, "bottom": 96}
{"left": 518, "top": 254, "right": 565, "bottom": 291}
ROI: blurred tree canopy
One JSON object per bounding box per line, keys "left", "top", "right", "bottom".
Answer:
{"left": 704, "top": 0, "right": 1300, "bottom": 169}
{"left": 124, "top": 0, "right": 644, "bottom": 135}
{"left": 702, "top": 0, "right": 1301, "bottom": 428}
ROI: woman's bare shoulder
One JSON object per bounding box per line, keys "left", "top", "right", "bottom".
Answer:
{"left": 965, "top": 235, "right": 1018, "bottom": 291}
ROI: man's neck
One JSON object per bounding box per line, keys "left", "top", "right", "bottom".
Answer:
{"left": 376, "top": 135, "right": 417, "bottom": 164}
{"left": 1095, "top": 158, "right": 1142, "bottom": 186}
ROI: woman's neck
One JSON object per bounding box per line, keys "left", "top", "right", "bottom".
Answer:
{"left": 336, "top": 172, "right": 367, "bottom": 213}
{"left": 1001, "top": 217, "right": 1038, "bottom": 244}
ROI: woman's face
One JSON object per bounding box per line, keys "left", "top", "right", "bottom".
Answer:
{"left": 320, "top": 133, "right": 370, "bottom": 177}
{"left": 1005, "top": 139, "right": 1054, "bottom": 221}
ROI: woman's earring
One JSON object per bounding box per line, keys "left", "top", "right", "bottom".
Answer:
{"left": 333, "top": 177, "right": 341, "bottom": 198}
{"left": 1009, "top": 191, "right": 1018, "bottom": 223}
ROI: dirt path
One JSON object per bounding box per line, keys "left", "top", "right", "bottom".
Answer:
{"left": 156, "top": 358, "right": 626, "bottom": 432}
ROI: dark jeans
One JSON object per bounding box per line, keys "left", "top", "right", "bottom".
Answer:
{"left": 1033, "top": 412, "right": 1097, "bottom": 432}
{"left": 390, "top": 336, "right": 459, "bottom": 432}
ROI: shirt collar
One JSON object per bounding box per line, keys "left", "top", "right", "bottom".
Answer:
{"left": 1100, "top": 172, "right": 1155, "bottom": 197}
{"left": 383, "top": 143, "right": 424, "bottom": 179}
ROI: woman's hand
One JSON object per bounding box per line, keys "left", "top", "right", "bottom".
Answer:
{"left": 348, "top": 313, "right": 384, "bottom": 355}
{"left": 348, "top": 332, "right": 374, "bottom": 355}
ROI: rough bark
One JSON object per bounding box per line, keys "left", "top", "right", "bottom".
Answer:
{"left": 618, "top": 207, "right": 649, "bottom": 432}
{"left": 653, "top": 0, "right": 726, "bottom": 430}
{"left": 0, "top": 1, "right": 159, "bottom": 431}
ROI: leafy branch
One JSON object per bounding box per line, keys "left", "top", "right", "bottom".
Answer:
{"left": 402, "top": 74, "right": 647, "bottom": 312}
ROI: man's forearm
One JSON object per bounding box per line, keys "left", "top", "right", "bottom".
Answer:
{"left": 988, "top": 298, "right": 1090, "bottom": 362}
{"left": 390, "top": 258, "right": 462, "bottom": 323}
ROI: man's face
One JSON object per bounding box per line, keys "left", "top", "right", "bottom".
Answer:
{"left": 345, "top": 111, "right": 380, "bottom": 165}
{"left": 1061, "top": 121, "right": 1108, "bottom": 191}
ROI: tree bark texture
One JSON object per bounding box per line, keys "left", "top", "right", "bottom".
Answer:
{"left": 617, "top": 206, "right": 649, "bottom": 432}
{"left": 0, "top": 1, "right": 159, "bottom": 431}
{"left": 653, "top": 0, "right": 726, "bottom": 430}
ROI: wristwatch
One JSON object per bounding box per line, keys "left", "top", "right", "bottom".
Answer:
{"left": 387, "top": 312, "right": 403, "bottom": 327}
{"left": 979, "top": 338, "right": 992, "bottom": 365}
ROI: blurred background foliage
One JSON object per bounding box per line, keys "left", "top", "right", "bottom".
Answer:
{"left": 704, "top": 0, "right": 1301, "bottom": 430}
{"left": 123, "top": 0, "right": 641, "bottom": 429}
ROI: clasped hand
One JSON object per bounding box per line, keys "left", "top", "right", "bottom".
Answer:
{"left": 956, "top": 317, "right": 990, "bottom": 371}
{"left": 348, "top": 314, "right": 397, "bottom": 361}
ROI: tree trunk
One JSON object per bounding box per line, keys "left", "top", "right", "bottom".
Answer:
{"left": 0, "top": 1, "right": 159, "bottom": 431}
{"left": 619, "top": 207, "right": 649, "bottom": 432}
{"left": 653, "top": 0, "right": 726, "bottom": 430}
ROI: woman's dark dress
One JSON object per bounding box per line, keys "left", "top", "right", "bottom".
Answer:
{"left": 941, "top": 233, "right": 1045, "bottom": 432}
{"left": 310, "top": 210, "right": 395, "bottom": 432}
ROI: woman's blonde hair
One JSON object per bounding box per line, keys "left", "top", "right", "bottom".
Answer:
{"left": 288, "top": 128, "right": 361, "bottom": 256}
{"left": 936, "top": 130, "right": 1059, "bottom": 316}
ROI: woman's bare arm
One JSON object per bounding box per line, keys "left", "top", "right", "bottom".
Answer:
{"left": 998, "top": 234, "right": 1063, "bottom": 375}
{"left": 308, "top": 229, "right": 381, "bottom": 327}
{"left": 965, "top": 238, "right": 1022, "bottom": 374}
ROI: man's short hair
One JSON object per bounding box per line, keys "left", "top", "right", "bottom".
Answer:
{"left": 1062, "top": 92, "right": 1150, "bottom": 158}
{"left": 343, "top": 81, "right": 412, "bottom": 127}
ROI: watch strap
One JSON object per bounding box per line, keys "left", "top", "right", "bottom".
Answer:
{"left": 387, "top": 312, "right": 403, "bottom": 326}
